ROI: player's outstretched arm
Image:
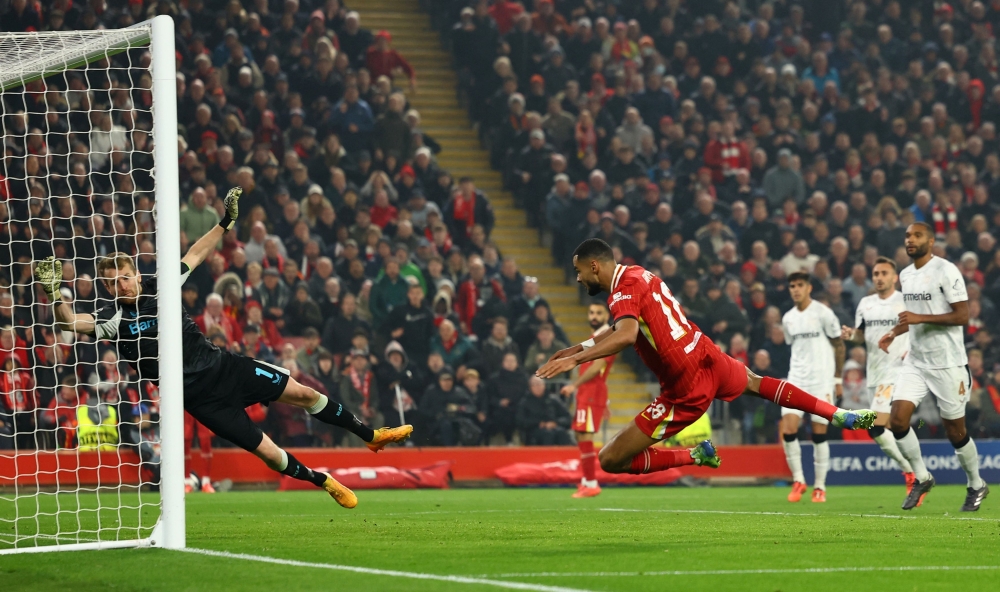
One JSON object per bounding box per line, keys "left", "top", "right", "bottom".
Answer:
{"left": 181, "top": 186, "right": 241, "bottom": 272}
{"left": 546, "top": 326, "right": 616, "bottom": 363}
{"left": 34, "top": 257, "right": 96, "bottom": 335}
{"left": 537, "top": 318, "right": 637, "bottom": 378}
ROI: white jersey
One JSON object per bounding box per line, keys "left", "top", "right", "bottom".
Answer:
{"left": 855, "top": 291, "right": 908, "bottom": 387}
{"left": 899, "top": 256, "right": 968, "bottom": 369}
{"left": 782, "top": 300, "right": 841, "bottom": 388}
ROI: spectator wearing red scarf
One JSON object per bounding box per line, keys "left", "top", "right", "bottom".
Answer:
{"left": 703, "top": 122, "right": 751, "bottom": 184}
{"left": 196, "top": 293, "right": 243, "bottom": 344}
{"left": 574, "top": 110, "right": 598, "bottom": 158}
{"left": 0, "top": 358, "right": 36, "bottom": 415}
{"left": 489, "top": 0, "right": 523, "bottom": 35}
{"left": 366, "top": 31, "right": 417, "bottom": 93}
{"left": 0, "top": 327, "right": 29, "bottom": 371}
{"left": 531, "top": 0, "right": 569, "bottom": 37}
{"left": 587, "top": 73, "right": 613, "bottom": 106}
{"left": 444, "top": 177, "right": 495, "bottom": 248}
{"left": 931, "top": 194, "right": 958, "bottom": 240}
{"left": 370, "top": 187, "right": 399, "bottom": 229}
{"left": 40, "top": 378, "right": 87, "bottom": 449}
{"left": 968, "top": 78, "right": 986, "bottom": 130}
{"left": 457, "top": 256, "right": 507, "bottom": 336}
{"left": 340, "top": 349, "right": 382, "bottom": 429}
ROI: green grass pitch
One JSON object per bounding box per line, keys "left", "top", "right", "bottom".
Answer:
{"left": 2, "top": 485, "right": 998, "bottom": 591}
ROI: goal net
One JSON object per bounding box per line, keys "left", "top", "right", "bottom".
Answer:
{"left": 0, "top": 17, "right": 184, "bottom": 554}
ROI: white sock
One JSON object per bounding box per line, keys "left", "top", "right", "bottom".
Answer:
{"left": 813, "top": 441, "right": 830, "bottom": 490}
{"left": 201, "top": 475, "right": 211, "bottom": 486}
{"left": 874, "top": 431, "right": 913, "bottom": 473}
{"left": 955, "top": 438, "right": 985, "bottom": 490}
{"left": 585, "top": 479, "right": 598, "bottom": 488}
{"left": 277, "top": 449, "right": 289, "bottom": 471}
{"left": 306, "top": 394, "right": 329, "bottom": 415}
{"left": 783, "top": 438, "right": 805, "bottom": 483}
{"left": 894, "top": 428, "right": 929, "bottom": 482}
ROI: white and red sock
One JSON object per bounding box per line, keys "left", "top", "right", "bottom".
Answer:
{"left": 759, "top": 377, "right": 838, "bottom": 421}
{"left": 628, "top": 448, "right": 694, "bottom": 474}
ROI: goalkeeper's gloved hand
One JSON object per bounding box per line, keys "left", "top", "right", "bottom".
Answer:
{"left": 219, "top": 185, "right": 242, "bottom": 232}
{"left": 35, "top": 256, "right": 63, "bottom": 301}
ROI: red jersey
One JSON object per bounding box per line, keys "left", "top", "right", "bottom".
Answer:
{"left": 576, "top": 327, "right": 614, "bottom": 401}
{"left": 607, "top": 264, "right": 709, "bottom": 391}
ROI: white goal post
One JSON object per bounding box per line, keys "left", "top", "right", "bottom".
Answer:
{"left": 0, "top": 15, "right": 183, "bottom": 554}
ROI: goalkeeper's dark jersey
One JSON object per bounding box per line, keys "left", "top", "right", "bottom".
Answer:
{"left": 93, "top": 264, "right": 221, "bottom": 387}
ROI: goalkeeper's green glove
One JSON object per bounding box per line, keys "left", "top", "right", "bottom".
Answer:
{"left": 219, "top": 185, "right": 242, "bottom": 232}
{"left": 34, "top": 256, "right": 63, "bottom": 302}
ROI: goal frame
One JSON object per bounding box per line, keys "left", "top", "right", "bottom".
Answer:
{"left": 0, "top": 15, "right": 184, "bottom": 554}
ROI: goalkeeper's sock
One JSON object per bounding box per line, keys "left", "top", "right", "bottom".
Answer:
{"left": 578, "top": 440, "right": 597, "bottom": 483}
{"left": 307, "top": 394, "right": 375, "bottom": 442}
{"left": 628, "top": 447, "right": 694, "bottom": 474}
{"left": 277, "top": 449, "right": 328, "bottom": 487}
{"left": 759, "top": 377, "right": 837, "bottom": 421}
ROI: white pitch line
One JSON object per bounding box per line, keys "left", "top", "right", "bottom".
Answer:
{"left": 178, "top": 547, "right": 594, "bottom": 592}
{"left": 479, "top": 565, "right": 1000, "bottom": 578}
{"left": 598, "top": 508, "right": 992, "bottom": 522}
{"left": 268, "top": 507, "right": 992, "bottom": 522}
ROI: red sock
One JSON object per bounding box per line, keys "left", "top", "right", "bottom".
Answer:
{"left": 184, "top": 438, "right": 192, "bottom": 476}
{"left": 629, "top": 448, "right": 695, "bottom": 474}
{"left": 759, "top": 376, "right": 837, "bottom": 421}
{"left": 578, "top": 440, "right": 596, "bottom": 481}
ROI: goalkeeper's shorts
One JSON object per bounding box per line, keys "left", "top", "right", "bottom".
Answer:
{"left": 185, "top": 351, "right": 289, "bottom": 451}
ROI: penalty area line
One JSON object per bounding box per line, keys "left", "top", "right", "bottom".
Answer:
{"left": 481, "top": 565, "right": 1000, "bottom": 578}
{"left": 177, "top": 547, "right": 595, "bottom": 592}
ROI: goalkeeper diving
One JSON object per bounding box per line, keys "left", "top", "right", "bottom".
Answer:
{"left": 35, "top": 187, "right": 413, "bottom": 508}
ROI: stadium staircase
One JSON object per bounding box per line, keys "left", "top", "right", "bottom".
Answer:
{"left": 363, "top": 0, "right": 648, "bottom": 441}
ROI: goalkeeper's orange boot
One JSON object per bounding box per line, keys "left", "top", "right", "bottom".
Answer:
{"left": 787, "top": 481, "right": 807, "bottom": 502}
{"left": 201, "top": 479, "right": 216, "bottom": 494}
{"left": 367, "top": 425, "right": 413, "bottom": 452}
{"left": 811, "top": 488, "right": 827, "bottom": 503}
{"left": 322, "top": 473, "right": 358, "bottom": 509}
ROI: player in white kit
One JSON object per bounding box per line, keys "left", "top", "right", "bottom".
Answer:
{"left": 841, "top": 257, "right": 916, "bottom": 498}
{"left": 780, "top": 272, "right": 845, "bottom": 504}
{"left": 879, "top": 223, "right": 989, "bottom": 512}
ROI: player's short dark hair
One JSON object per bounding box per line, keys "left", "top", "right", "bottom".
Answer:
{"left": 96, "top": 252, "right": 136, "bottom": 277}
{"left": 909, "top": 221, "right": 934, "bottom": 234}
{"left": 588, "top": 301, "right": 610, "bottom": 312}
{"left": 873, "top": 256, "right": 897, "bottom": 271}
{"left": 787, "top": 271, "right": 811, "bottom": 285}
{"left": 573, "top": 238, "right": 615, "bottom": 263}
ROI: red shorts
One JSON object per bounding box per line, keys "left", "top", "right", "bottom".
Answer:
{"left": 573, "top": 391, "right": 608, "bottom": 433}
{"left": 634, "top": 346, "right": 747, "bottom": 440}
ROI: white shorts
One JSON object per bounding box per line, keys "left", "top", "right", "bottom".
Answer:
{"left": 781, "top": 382, "right": 834, "bottom": 426}
{"left": 893, "top": 365, "right": 972, "bottom": 421}
{"left": 869, "top": 384, "right": 894, "bottom": 415}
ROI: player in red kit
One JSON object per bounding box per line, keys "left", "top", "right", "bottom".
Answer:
{"left": 537, "top": 239, "right": 876, "bottom": 475}
{"left": 560, "top": 302, "right": 614, "bottom": 498}
{"left": 184, "top": 412, "right": 216, "bottom": 493}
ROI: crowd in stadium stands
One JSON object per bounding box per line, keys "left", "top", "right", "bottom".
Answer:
{"left": 1, "top": 0, "right": 1000, "bottom": 453}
